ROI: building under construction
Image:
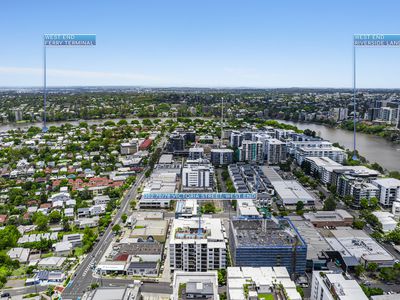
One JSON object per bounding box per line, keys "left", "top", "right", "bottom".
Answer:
{"left": 229, "top": 217, "right": 307, "bottom": 275}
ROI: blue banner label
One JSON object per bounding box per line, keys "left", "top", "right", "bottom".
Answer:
{"left": 142, "top": 193, "right": 257, "bottom": 200}
{"left": 354, "top": 34, "right": 400, "bottom": 47}
{"left": 44, "top": 34, "right": 96, "bottom": 46}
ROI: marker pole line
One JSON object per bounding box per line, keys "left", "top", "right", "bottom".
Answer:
{"left": 43, "top": 39, "right": 47, "bottom": 132}
{"left": 352, "top": 44, "right": 357, "bottom": 160}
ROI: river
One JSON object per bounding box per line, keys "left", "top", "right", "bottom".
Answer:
{"left": 278, "top": 120, "right": 400, "bottom": 171}
{"left": 2, "top": 117, "right": 400, "bottom": 171}
{"left": 0, "top": 117, "right": 180, "bottom": 132}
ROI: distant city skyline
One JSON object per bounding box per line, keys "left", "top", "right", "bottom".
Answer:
{"left": 1, "top": 0, "right": 400, "bottom": 88}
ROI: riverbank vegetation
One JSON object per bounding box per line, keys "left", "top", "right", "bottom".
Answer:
{"left": 340, "top": 120, "right": 400, "bottom": 142}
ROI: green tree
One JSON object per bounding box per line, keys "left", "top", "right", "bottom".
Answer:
{"left": 379, "top": 267, "right": 398, "bottom": 282}
{"left": 79, "top": 122, "right": 88, "bottom": 128}
{"left": 389, "top": 171, "right": 400, "bottom": 180}
{"left": 121, "top": 213, "right": 128, "bottom": 223}
{"left": 112, "top": 224, "right": 121, "bottom": 234}
{"left": 8, "top": 188, "right": 24, "bottom": 205}
{"left": 49, "top": 210, "right": 61, "bottom": 223}
{"left": 366, "top": 262, "right": 378, "bottom": 273}
{"left": 201, "top": 202, "right": 216, "bottom": 214}
{"left": 352, "top": 219, "right": 365, "bottom": 230}
{"left": 323, "top": 196, "right": 336, "bottom": 211}
{"left": 296, "top": 286, "right": 305, "bottom": 298}
{"left": 82, "top": 227, "right": 98, "bottom": 253}
{"left": 328, "top": 184, "right": 337, "bottom": 195}
{"left": 62, "top": 217, "right": 71, "bottom": 231}
{"left": 33, "top": 212, "right": 49, "bottom": 231}
{"left": 364, "top": 213, "right": 382, "bottom": 230}
{"left": 296, "top": 201, "right": 304, "bottom": 212}
{"left": 369, "top": 162, "right": 384, "bottom": 174}
{"left": 369, "top": 197, "right": 379, "bottom": 210}
{"left": 360, "top": 198, "right": 369, "bottom": 210}
{"left": 386, "top": 228, "right": 400, "bottom": 244}
{"left": 0, "top": 225, "right": 21, "bottom": 250}
{"left": 90, "top": 283, "right": 99, "bottom": 290}
{"left": 217, "top": 269, "right": 226, "bottom": 286}
{"left": 142, "top": 119, "right": 153, "bottom": 126}
{"left": 219, "top": 292, "right": 227, "bottom": 300}
{"left": 319, "top": 191, "right": 326, "bottom": 201}
{"left": 104, "top": 120, "right": 116, "bottom": 127}
{"left": 131, "top": 120, "right": 140, "bottom": 125}
{"left": 301, "top": 160, "right": 312, "bottom": 175}
{"left": 343, "top": 195, "right": 354, "bottom": 206}
{"left": 130, "top": 200, "right": 137, "bottom": 210}
{"left": 360, "top": 284, "right": 384, "bottom": 297}
{"left": 370, "top": 231, "right": 383, "bottom": 241}
{"left": 355, "top": 264, "right": 365, "bottom": 278}
{"left": 117, "top": 119, "right": 128, "bottom": 126}
{"left": 278, "top": 160, "right": 292, "bottom": 172}
{"left": 221, "top": 170, "right": 229, "bottom": 181}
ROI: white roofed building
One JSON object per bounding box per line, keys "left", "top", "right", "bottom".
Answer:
{"left": 227, "top": 266, "right": 301, "bottom": 300}
{"left": 271, "top": 180, "right": 315, "bottom": 205}
{"left": 372, "top": 211, "right": 398, "bottom": 232}
{"left": 169, "top": 217, "right": 226, "bottom": 272}
{"left": 310, "top": 270, "right": 367, "bottom": 300}
{"left": 372, "top": 178, "right": 400, "bottom": 207}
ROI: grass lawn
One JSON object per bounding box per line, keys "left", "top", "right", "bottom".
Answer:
{"left": 11, "top": 266, "right": 28, "bottom": 276}
{"left": 74, "top": 247, "right": 84, "bottom": 257}
{"left": 257, "top": 294, "right": 274, "bottom": 300}
{"left": 41, "top": 252, "right": 54, "bottom": 258}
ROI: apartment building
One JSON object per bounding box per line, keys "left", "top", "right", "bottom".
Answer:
{"left": 265, "top": 138, "right": 286, "bottom": 165}
{"left": 238, "top": 140, "right": 263, "bottom": 163}
{"left": 288, "top": 141, "right": 345, "bottom": 165}
{"left": 372, "top": 178, "right": 400, "bottom": 207}
{"left": 188, "top": 147, "right": 204, "bottom": 160}
{"left": 182, "top": 164, "right": 214, "bottom": 190}
{"left": 229, "top": 131, "right": 243, "bottom": 148}
{"left": 169, "top": 217, "right": 226, "bottom": 272}
{"left": 310, "top": 271, "right": 367, "bottom": 300}
{"left": 210, "top": 148, "right": 234, "bottom": 166}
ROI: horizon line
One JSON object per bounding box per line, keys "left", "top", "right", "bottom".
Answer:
{"left": 1, "top": 85, "right": 400, "bottom": 90}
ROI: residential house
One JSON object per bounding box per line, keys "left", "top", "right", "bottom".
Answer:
{"left": 7, "top": 247, "right": 30, "bottom": 263}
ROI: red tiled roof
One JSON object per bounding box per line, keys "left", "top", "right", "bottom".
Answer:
{"left": 139, "top": 139, "right": 152, "bottom": 150}
{"left": 114, "top": 253, "right": 129, "bottom": 261}
{"left": 67, "top": 177, "right": 124, "bottom": 191}
{"left": 27, "top": 200, "right": 38, "bottom": 206}
{"left": 0, "top": 215, "right": 8, "bottom": 223}
{"left": 54, "top": 286, "right": 65, "bottom": 293}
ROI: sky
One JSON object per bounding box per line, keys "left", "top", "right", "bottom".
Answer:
{"left": 1, "top": 0, "right": 400, "bottom": 88}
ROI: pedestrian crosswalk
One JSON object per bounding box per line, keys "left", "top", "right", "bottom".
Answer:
{"left": 82, "top": 266, "right": 90, "bottom": 277}
{"left": 82, "top": 259, "right": 96, "bottom": 277}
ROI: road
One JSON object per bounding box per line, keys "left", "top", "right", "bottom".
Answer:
{"left": 99, "top": 279, "right": 172, "bottom": 294}
{"left": 61, "top": 170, "right": 147, "bottom": 299}
{"left": 3, "top": 285, "right": 47, "bottom": 297}
{"left": 215, "top": 168, "right": 235, "bottom": 218}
